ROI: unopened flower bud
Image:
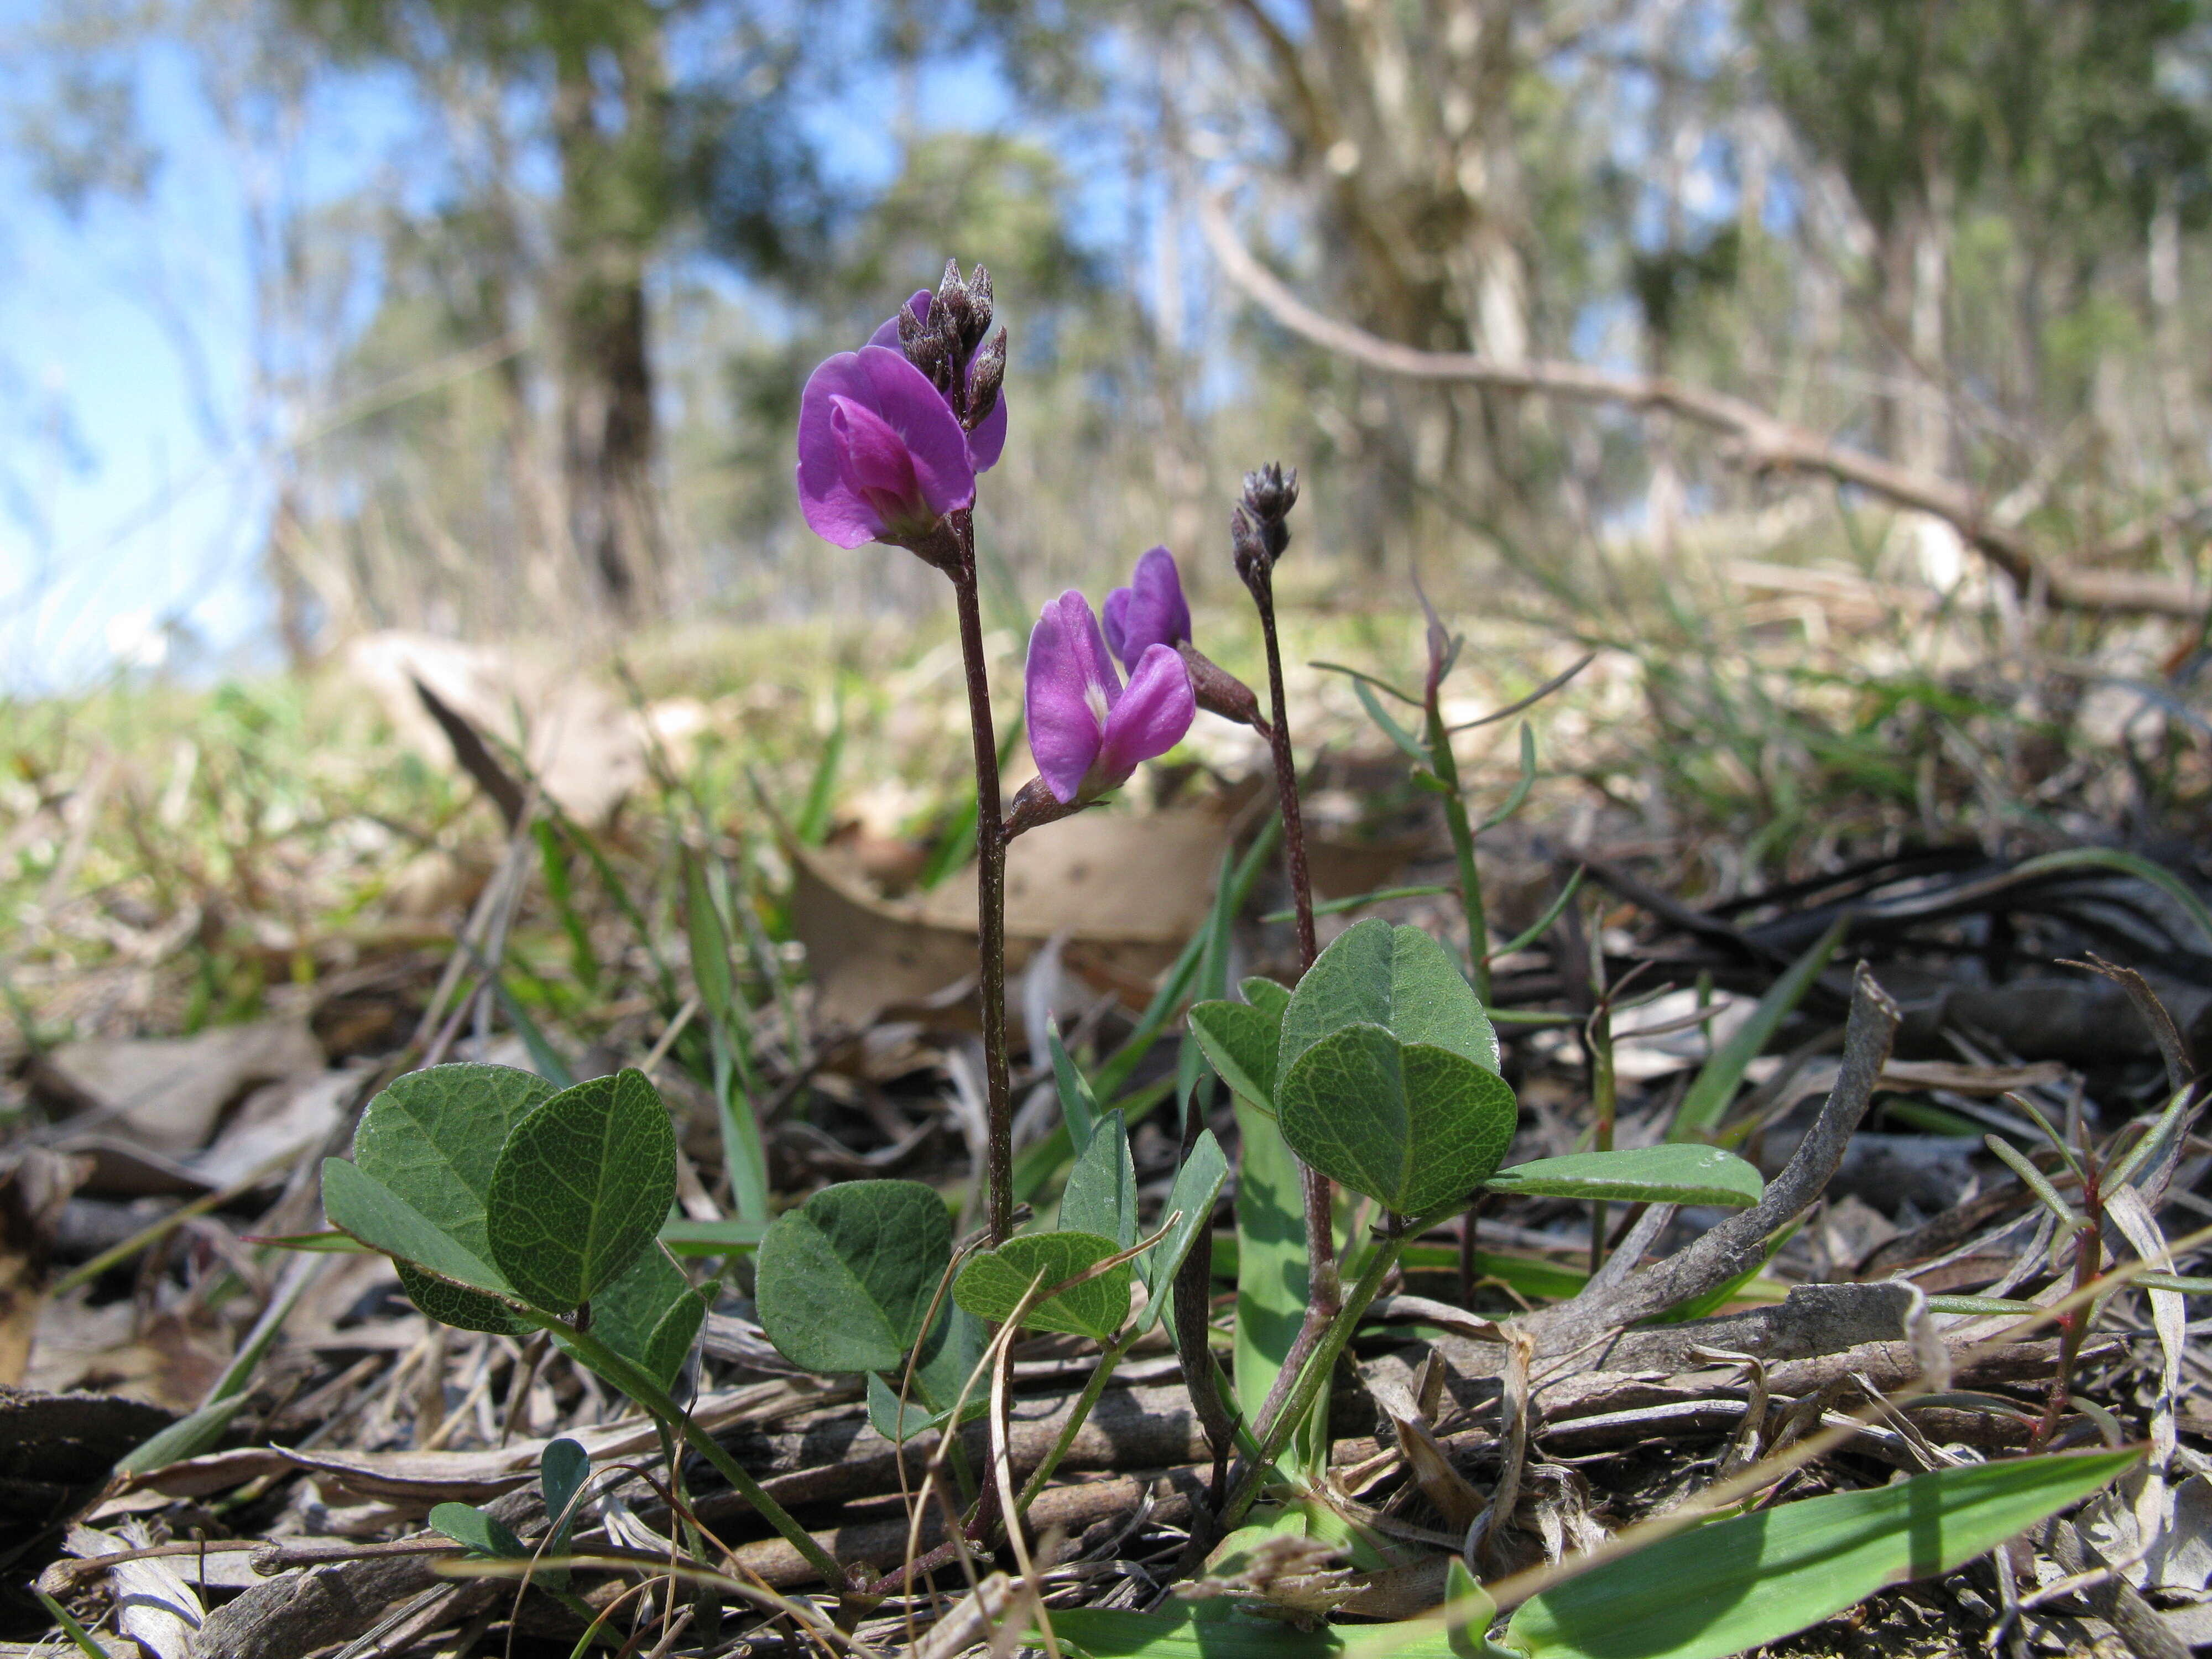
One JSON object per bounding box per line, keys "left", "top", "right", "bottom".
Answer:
{"left": 1240, "top": 462, "right": 1297, "bottom": 563}
{"left": 937, "top": 259, "right": 974, "bottom": 347}
{"left": 967, "top": 327, "right": 1008, "bottom": 428}
{"left": 966, "top": 265, "right": 994, "bottom": 342}
{"left": 899, "top": 300, "right": 949, "bottom": 384}
{"left": 1231, "top": 505, "right": 1269, "bottom": 585}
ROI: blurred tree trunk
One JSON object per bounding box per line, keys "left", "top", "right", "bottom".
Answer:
{"left": 552, "top": 30, "right": 667, "bottom": 623}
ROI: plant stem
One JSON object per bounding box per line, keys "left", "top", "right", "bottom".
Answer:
{"left": 948, "top": 507, "right": 1014, "bottom": 1245}
{"left": 532, "top": 1314, "right": 847, "bottom": 1589}
{"left": 1245, "top": 559, "right": 1341, "bottom": 1338}
{"left": 1224, "top": 1218, "right": 1415, "bottom": 1528}
{"left": 2032, "top": 1170, "right": 2104, "bottom": 1451}
{"left": 1589, "top": 999, "right": 1616, "bottom": 1275}
{"left": 1425, "top": 699, "right": 1492, "bottom": 1005}
{"left": 1016, "top": 1329, "right": 1138, "bottom": 1515}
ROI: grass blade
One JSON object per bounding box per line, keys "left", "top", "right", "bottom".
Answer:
{"left": 1668, "top": 914, "right": 1845, "bottom": 1141}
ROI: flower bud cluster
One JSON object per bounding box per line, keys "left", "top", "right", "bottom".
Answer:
{"left": 1231, "top": 462, "right": 1298, "bottom": 585}
{"left": 899, "top": 261, "right": 1007, "bottom": 434}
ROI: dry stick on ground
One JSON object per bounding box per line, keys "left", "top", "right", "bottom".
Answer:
{"left": 1195, "top": 194, "right": 2204, "bottom": 619}
{"left": 1516, "top": 964, "right": 1902, "bottom": 1359}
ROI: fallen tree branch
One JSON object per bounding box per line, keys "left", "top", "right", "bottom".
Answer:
{"left": 1515, "top": 964, "right": 1901, "bottom": 1357}
{"left": 1198, "top": 194, "right": 2205, "bottom": 619}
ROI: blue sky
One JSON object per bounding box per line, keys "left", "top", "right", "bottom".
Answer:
{"left": 0, "top": 9, "right": 1016, "bottom": 693}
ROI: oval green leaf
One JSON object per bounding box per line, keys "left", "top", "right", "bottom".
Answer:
{"left": 953, "top": 1230, "right": 1131, "bottom": 1340}
{"left": 486, "top": 1068, "right": 676, "bottom": 1315}
{"left": 322, "top": 1157, "right": 517, "bottom": 1304}
{"left": 589, "top": 1241, "right": 708, "bottom": 1386}
{"left": 1505, "top": 1451, "right": 2138, "bottom": 1659}
{"left": 1061, "top": 1108, "right": 1138, "bottom": 1246}
{"left": 1138, "top": 1128, "right": 1231, "bottom": 1332}
{"left": 1189, "top": 999, "right": 1283, "bottom": 1115}
{"left": 1280, "top": 918, "right": 1498, "bottom": 1079}
{"left": 353, "top": 1063, "right": 555, "bottom": 1334}
{"left": 1276, "top": 1024, "right": 1517, "bottom": 1215}
{"left": 427, "top": 1502, "right": 529, "bottom": 1561}
{"left": 1483, "top": 1145, "right": 1765, "bottom": 1208}
{"left": 753, "top": 1179, "right": 952, "bottom": 1374}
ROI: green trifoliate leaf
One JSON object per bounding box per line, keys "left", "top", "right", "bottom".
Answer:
{"left": 753, "top": 1179, "right": 951, "bottom": 1375}
{"left": 1275, "top": 1024, "right": 1517, "bottom": 1215}
{"left": 953, "top": 1230, "right": 1131, "bottom": 1340}
{"left": 1280, "top": 917, "right": 1498, "bottom": 1078}
{"left": 485, "top": 1068, "right": 676, "bottom": 1316}
{"left": 1061, "top": 1108, "right": 1138, "bottom": 1247}
{"left": 1483, "top": 1145, "right": 1765, "bottom": 1208}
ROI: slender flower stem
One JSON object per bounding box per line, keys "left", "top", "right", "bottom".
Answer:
{"left": 2032, "top": 1172, "right": 2104, "bottom": 1451}
{"left": 949, "top": 508, "right": 1014, "bottom": 1245}
{"left": 1588, "top": 998, "right": 1616, "bottom": 1275}
{"left": 1251, "top": 566, "right": 1317, "bottom": 970}
{"left": 1424, "top": 698, "right": 1493, "bottom": 1005}
{"left": 1245, "top": 561, "right": 1341, "bottom": 1352}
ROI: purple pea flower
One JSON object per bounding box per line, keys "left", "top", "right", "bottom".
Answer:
{"left": 873, "top": 290, "right": 1008, "bottom": 473}
{"left": 1102, "top": 546, "right": 1192, "bottom": 670}
{"left": 794, "top": 346, "right": 975, "bottom": 554}
{"left": 1025, "top": 590, "right": 1195, "bottom": 805}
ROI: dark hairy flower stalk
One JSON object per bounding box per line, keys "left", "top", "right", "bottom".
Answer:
{"left": 796, "top": 258, "right": 1017, "bottom": 1241}
{"left": 1230, "top": 464, "right": 1343, "bottom": 1442}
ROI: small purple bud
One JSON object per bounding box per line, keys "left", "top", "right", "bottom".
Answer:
{"left": 1102, "top": 546, "right": 1192, "bottom": 670}
{"left": 967, "top": 327, "right": 1008, "bottom": 429}
{"left": 1025, "top": 589, "right": 1195, "bottom": 805}
{"left": 1239, "top": 462, "right": 1297, "bottom": 565}
{"left": 967, "top": 265, "right": 994, "bottom": 341}
{"left": 1230, "top": 505, "right": 1269, "bottom": 586}
{"left": 872, "top": 290, "right": 1006, "bottom": 474}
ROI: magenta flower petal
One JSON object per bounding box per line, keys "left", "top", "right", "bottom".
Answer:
{"left": 966, "top": 389, "right": 1008, "bottom": 471}
{"left": 853, "top": 347, "right": 975, "bottom": 515}
{"left": 1095, "top": 644, "right": 1195, "bottom": 784}
{"left": 1102, "top": 588, "right": 1133, "bottom": 664}
{"left": 1102, "top": 546, "right": 1191, "bottom": 670}
{"left": 795, "top": 347, "right": 974, "bottom": 548}
{"left": 1025, "top": 590, "right": 1120, "bottom": 804}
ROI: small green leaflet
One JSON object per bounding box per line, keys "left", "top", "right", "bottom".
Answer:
{"left": 953, "top": 1230, "right": 1131, "bottom": 1340}
{"left": 484, "top": 1069, "right": 677, "bottom": 1316}
{"left": 754, "top": 1180, "right": 952, "bottom": 1375}
{"left": 351, "top": 1062, "right": 554, "bottom": 1334}
{"left": 1137, "top": 1129, "right": 1230, "bottom": 1333}
{"left": 1188, "top": 998, "right": 1283, "bottom": 1115}
{"left": 428, "top": 1502, "right": 529, "bottom": 1560}
{"left": 587, "top": 1243, "right": 708, "bottom": 1386}
{"left": 1062, "top": 1109, "right": 1139, "bottom": 1247}
{"left": 322, "top": 1157, "right": 516, "bottom": 1302}
{"left": 1280, "top": 919, "right": 1500, "bottom": 1078}
{"left": 1482, "top": 1146, "right": 1764, "bottom": 1208}
{"left": 1276, "top": 1025, "right": 1517, "bottom": 1214}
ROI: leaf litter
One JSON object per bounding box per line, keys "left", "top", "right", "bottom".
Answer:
{"left": 1, "top": 593, "right": 2209, "bottom": 1658}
